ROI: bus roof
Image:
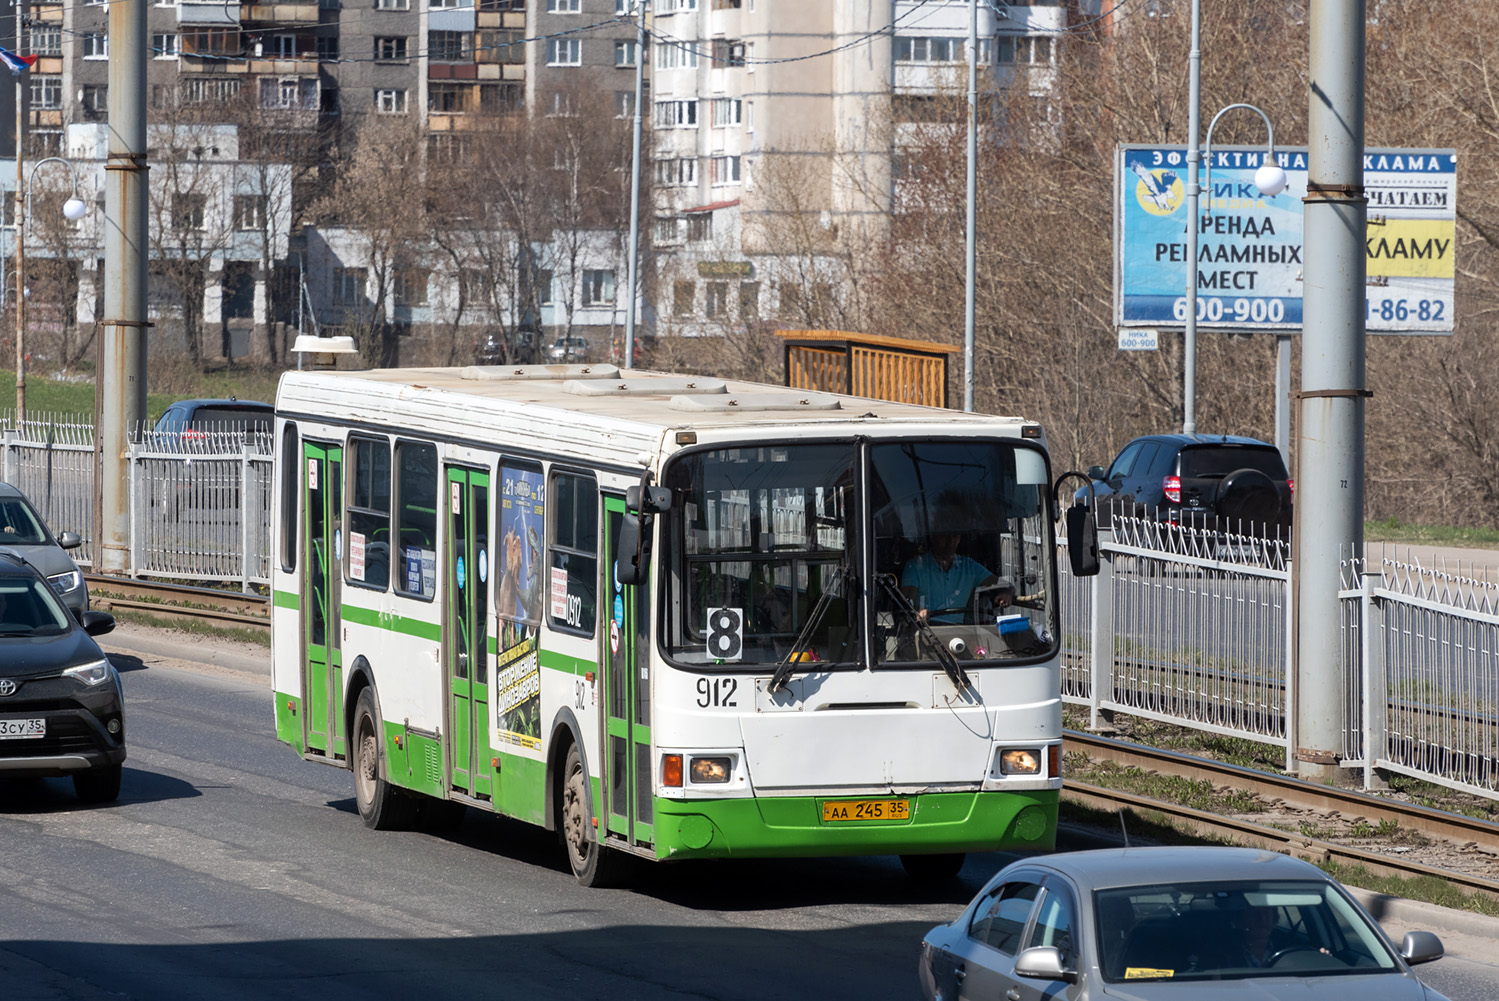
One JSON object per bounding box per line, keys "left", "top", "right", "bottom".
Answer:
{"left": 276, "top": 365, "right": 1039, "bottom": 469}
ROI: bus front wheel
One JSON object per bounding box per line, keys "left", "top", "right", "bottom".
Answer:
{"left": 353, "top": 687, "right": 416, "bottom": 831}
{"left": 561, "top": 743, "right": 621, "bottom": 887}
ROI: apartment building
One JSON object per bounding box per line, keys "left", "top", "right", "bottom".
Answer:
{"left": 649, "top": 0, "right": 1089, "bottom": 335}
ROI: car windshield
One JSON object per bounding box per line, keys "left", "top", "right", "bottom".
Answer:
{"left": 1179, "top": 446, "right": 1286, "bottom": 479}
{"left": 660, "top": 439, "right": 1058, "bottom": 669}
{"left": 0, "top": 498, "right": 49, "bottom": 544}
{"left": 1096, "top": 879, "right": 1399, "bottom": 982}
{"left": 0, "top": 576, "right": 72, "bottom": 635}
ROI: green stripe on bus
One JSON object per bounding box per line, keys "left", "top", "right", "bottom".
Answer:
{"left": 341, "top": 603, "right": 442, "bottom": 641}
{"left": 648, "top": 790, "right": 1059, "bottom": 860}
{"left": 273, "top": 589, "right": 299, "bottom": 610}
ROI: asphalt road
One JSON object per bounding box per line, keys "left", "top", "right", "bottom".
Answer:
{"left": 0, "top": 636, "right": 1495, "bottom": 1001}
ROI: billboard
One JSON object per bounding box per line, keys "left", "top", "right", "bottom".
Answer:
{"left": 1115, "top": 145, "right": 1456, "bottom": 333}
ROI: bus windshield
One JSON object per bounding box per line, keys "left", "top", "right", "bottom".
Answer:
{"left": 661, "top": 439, "right": 1058, "bottom": 670}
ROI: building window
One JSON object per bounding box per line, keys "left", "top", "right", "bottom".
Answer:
{"left": 394, "top": 268, "right": 430, "bottom": 307}
{"left": 29, "top": 76, "right": 61, "bottom": 110}
{"left": 893, "top": 94, "right": 958, "bottom": 123}
{"left": 995, "top": 34, "right": 1052, "bottom": 65}
{"left": 376, "top": 0, "right": 409, "bottom": 9}
{"left": 346, "top": 436, "right": 391, "bottom": 590}
{"left": 653, "top": 158, "right": 697, "bottom": 186}
{"left": 739, "top": 281, "right": 760, "bottom": 321}
{"left": 480, "top": 82, "right": 522, "bottom": 114}
{"left": 81, "top": 85, "right": 108, "bottom": 118}
{"left": 316, "top": 35, "right": 339, "bottom": 59}
{"left": 711, "top": 38, "right": 744, "bottom": 67}
{"left": 547, "top": 471, "right": 597, "bottom": 637}
{"left": 479, "top": 29, "right": 523, "bottom": 64}
{"left": 32, "top": 27, "right": 61, "bottom": 55}
{"left": 894, "top": 36, "right": 961, "bottom": 63}
{"left": 655, "top": 39, "right": 699, "bottom": 69}
{"left": 615, "top": 90, "right": 634, "bottom": 118}
{"left": 334, "top": 267, "right": 367, "bottom": 307}
{"left": 582, "top": 269, "right": 615, "bottom": 306}
{"left": 546, "top": 38, "right": 581, "bottom": 65}
{"left": 686, "top": 213, "right": 712, "bottom": 241}
{"left": 704, "top": 281, "right": 729, "bottom": 319}
{"left": 233, "top": 194, "right": 267, "bottom": 230}
{"left": 182, "top": 27, "right": 239, "bottom": 56}
{"left": 709, "top": 155, "right": 741, "bottom": 185}
{"left": 260, "top": 78, "right": 317, "bottom": 109}
{"left": 375, "top": 36, "right": 407, "bottom": 60}
{"left": 712, "top": 0, "right": 740, "bottom": 7}
{"left": 614, "top": 39, "right": 637, "bottom": 66}
{"left": 429, "top": 30, "right": 471, "bottom": 61}
{"left": 82, "top": 31, "right": 109, "bottom": 59}
{"left": 376, "top": 88, "right": 408, "bottom": 114}
{"left": 673, "top": 280, "right": 695, "bottom": 316}
{"left": 429, "top": 83, "right": 466, "bottom": 113}
{"left": 271, "top": 34, "right": 296, "bottom": 57}
{"left": 654, "top": 99, "right": 697, "bottom": 128}
{"left": 173, "top": 193, "right": 206, "bottom": 232}
{"left": 654, "top": 218, "right": 682, "bottom": 244}
{"left": 546, "top": 0, "right": 580, "bottom": 10}
{"left": 152, "top": 32, "right": 178, "bottom": 58}
{"left": 182, "top": 78, "right": 240, "bottom": 104}
{"left": 534, "top": 269, "right": 554, "bottom": 306}
{"left": 710, "top": 97, "right": 741, "bottom": 127}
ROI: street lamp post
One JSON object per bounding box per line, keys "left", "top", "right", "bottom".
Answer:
{"left": 620, "top": 0, "right": 645, "bottom": 370}
{"left": 11, "top": 156, "right": 87, "bottom": 420}
{"left": 1183, "top": 100, "right": 1286, "bottom": 433}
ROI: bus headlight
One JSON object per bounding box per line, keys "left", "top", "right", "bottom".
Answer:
{"left": 689, "top": 756, "right": 731, "bottom": 783}
{"left": 998, "top": 748, "right": 1041, "bottom": 775}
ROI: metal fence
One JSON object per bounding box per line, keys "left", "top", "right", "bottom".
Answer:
{"left": 1063, "top": 515, "right": 1499, "bottom": 800}
{"left": 5, "top": 413, "right": 1497, "bottom": 798}
{"left": 0, "top": 411, "right": 273, "bottom": 591}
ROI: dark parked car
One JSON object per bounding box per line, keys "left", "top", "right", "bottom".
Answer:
{"left": 919, "top": 846, "right": 1447, "bottom": 1001}
{"left": 1083, "top": 433, "right": 1292, "bottom": 540}
{"left": 0, "top": 553, "right": 124, "bottom": 803}
{"left": 153, "top": 397, "right": 274, "bottom": 441}
{"left": 0, "top": 482, "right": 89, "bottom": 618}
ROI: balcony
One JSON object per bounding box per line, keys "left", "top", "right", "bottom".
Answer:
{"left": 242, "top": 2, "right": 319, "bottom": 23}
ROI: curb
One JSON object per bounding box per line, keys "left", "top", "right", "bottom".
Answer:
{"left": 100, "top": 628, "right": 270, "bottom": 678}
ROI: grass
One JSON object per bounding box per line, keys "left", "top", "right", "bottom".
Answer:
{"left": 1065, "top": 752, "right": 1265, "bottom": 815}
{"left": 110, "top": 609, "right": 270, "bottom": 648}
{"left": 1365, "top": 517, "right": 1499, "bottom": 551}
{"left": 1321, "top": 860, "right": 1499, "bottom": 917}
{"left": 2, "top": 365, "right": 284, "bottom": 425}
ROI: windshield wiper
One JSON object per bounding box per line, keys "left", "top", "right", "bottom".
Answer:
{"left": 873, "top": 572, "right": 971, "bottom": 692}
{"left": 767, "top": 563, "right": 854, "bottom": 695}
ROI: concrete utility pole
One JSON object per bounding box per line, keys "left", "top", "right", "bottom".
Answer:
{"left": 962, "top": 0, "right": 976, "bottom": 412}
{"left": 1295, "top": 0, "right": 1367, "bottom": 780}
{"left": 1181, "top": 0, "right": 1201, "bottom": 433}
{"left": 12, "top": 0, "right": 23, "bottom": 420}
{"left": 621, "top": 0, "right": 644, "bottom": 371}
{"left": 98, "top": 0, "right": 147, "bottom": 573}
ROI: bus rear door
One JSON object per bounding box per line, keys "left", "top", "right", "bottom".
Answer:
{"left": 444, "top": 466, "right": 493, "bottom": 799}
{"left": 302, "top": 441, "right": 343, "bottom": 758}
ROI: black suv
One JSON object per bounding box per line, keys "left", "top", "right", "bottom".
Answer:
{"left": 1083, "top": 434, "right": 1293, "bottom": 540}
{"left": 0, "top": 553, "right": 124, "bottom": 802}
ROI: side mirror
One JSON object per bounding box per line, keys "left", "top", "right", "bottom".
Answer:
{"left": 619, "top": 473, "right": 668, "bottom": 586}
{"left": 625, "top": 484, "right": 672, "bottom": 514}
{"left": 57, "top": 531, "right": 83, "bottom": 550}
{"left": 1400, "top": 930, "right": 1444, "bottom": 966}
{"left": 1087, "top": 465, "right": 1106, "bottom": 481}
{"left": 1013, "top": 946, "right": 1077, "bottom": 983}
{"left": 81, "top": 610, "right": 116, "bottom": 637}
{"left": 1053, "top": 472, "right": 1100, "bottom": 577}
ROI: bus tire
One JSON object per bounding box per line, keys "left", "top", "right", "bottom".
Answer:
{"left": 900, "top": 852, "right": 965, "bottom": 881}
{"left": 561, "top": 743, "right": 621, "bottom": 887}
{"left": 353, "top": 687, "right": 416, "bottom": 831}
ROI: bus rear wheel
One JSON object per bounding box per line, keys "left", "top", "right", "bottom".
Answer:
{"left": 561, "top": 743, "right": 621, "bottom": 887}
{"left": 353, "top": 687, "right": 416, "bottom": 831}
{"left": 900, "top": 852, "right": 965, "bottom": 881}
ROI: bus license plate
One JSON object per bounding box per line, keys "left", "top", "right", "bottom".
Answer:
{"left": 821, "top": 798, "right": 910, "bottom": 823}
{"left": 0, "top": 718, "right": 45, "bottom": 739}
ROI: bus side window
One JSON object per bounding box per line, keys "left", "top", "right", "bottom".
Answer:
{"left": 394, "top": 440, "right": 437, "bottom": 600}
{"left": 347, "top": 435, "right": 392, "bottom": 590}
{"left": 279, "top": 421, "right": 298, "bottom": 572}
{"left": 548, "top": 470, "right": 597, "bottom": 636}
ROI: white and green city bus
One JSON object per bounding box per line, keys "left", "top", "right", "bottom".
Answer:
{"left": 271, "top": 364, "right": 1094, "bottom": 884}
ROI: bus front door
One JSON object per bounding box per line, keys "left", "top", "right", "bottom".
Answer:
{"left": 602, "top": 497, "right": 653, "bottom": 851}
{"left": 444, "top": 466, "right": 493, "bottom": 799}
{"left": 302, "top": 442, "right": 343, "bottom": 758}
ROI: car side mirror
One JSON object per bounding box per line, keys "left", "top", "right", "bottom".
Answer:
{"left": 57, "top": 531, "right": 83, "bottom": 550}
{"left": 1400, "top": 930, "right": 1443, "bottom": 966}
{"left": 1087, "top": 465, "right": 1105, "bottom": 481}
{"left": 81, "top": 610, "right": 116, "bottom": 637}
{"left": 1013, "top": 946, "right": 1077, "bottom": 983}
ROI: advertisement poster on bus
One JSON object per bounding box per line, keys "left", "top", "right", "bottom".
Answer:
{"left": 1114, "top": 144, "right": 1456, "bottom": 333}
{"left": 496, "top": 462, "right": 544, "bottom": 751}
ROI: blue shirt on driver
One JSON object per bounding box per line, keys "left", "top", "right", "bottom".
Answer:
{"left": 901, "top": 553, "right": 994, "bottom": 623}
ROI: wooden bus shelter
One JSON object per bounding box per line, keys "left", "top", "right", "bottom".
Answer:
{"left": 777, "top": 330, "right": 959, "bottom": 409}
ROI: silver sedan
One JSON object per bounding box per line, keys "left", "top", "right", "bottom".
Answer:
{"left": 918, "top": 846, "right": 1448, "bottom": 1000}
